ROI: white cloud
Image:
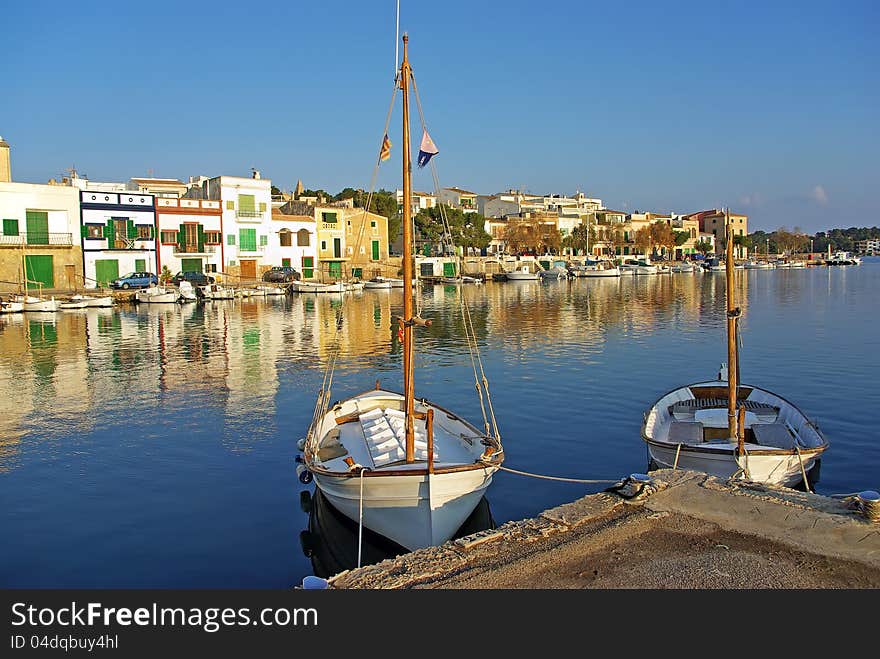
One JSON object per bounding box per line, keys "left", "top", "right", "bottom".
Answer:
{"left": 739, "top": 193, "right": 763, "bottom": 208}
{"left": 811, "top": 185, "right": 828, "bottom": 205}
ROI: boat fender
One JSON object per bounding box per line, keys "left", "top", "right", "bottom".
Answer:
{"left": 299, "top": 490, "right": 313, "bottom": 514}
{"left": 299, "top": 530, "right": 315, "bottom": 557}
{"left": 302, "top": 575, "right": 329, "bottom": 590}
{"left": 296, "top": 464, "right": 313, "bottom": 484}
{"left": 297, "top": 438, "right": 307, "bottom": 451}
{"left": 295, "top": 454, "right": 304, "bottom": 464}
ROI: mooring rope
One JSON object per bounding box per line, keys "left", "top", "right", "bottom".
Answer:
{"left": 794, "top": 445, "right": 812, "bottom": 493}
{"left": 485, "top": 462, "right": 617, "bottom": 485}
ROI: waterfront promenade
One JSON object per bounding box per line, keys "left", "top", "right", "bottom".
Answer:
{"left": 329, "top": 469, "right": 880, "bottom": 588}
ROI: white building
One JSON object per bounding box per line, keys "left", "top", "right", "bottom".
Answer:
{"left": 269, "top": 212, "right": 317, "bottom": 277}
{"left": 0, "top": 182, "right": 82, "bottom": 290}
{"left": 185, "top": 173, "right": 273, "bottom": 281}
{"left": 438, "top": 187, "right": 478, "bottom": 213}
{"left": 155, "top": 198, "right": 223, "bottom": 277}
{"left": 395, "top": 189, "right": 437, "bottom": 216}
{"left": 79, "top": 190, "right": 157, "bottom": 287}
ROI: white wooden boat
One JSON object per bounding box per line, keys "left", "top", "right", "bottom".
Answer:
{"left": 200, "top": 284, "right": 236, "bottom": 300}
{"left": 304, "top": 36, "right": 504, "bottom": 551}
{"left": 826, "top": 251, "right": 861, "bottom": 265}
{"left": 578, "top": 260, "right": 621, "bottom": 277}
{"left": 293, "top": 281, "right": 346, "bottom": 293}
{"left": 70, "top": 294, "right": 113, "bottom": 307}
{"left": 670, "top": 262, "right": 696, "bottom": 273}
{"left": 59, "top": 299, "right": 89, "bottom": 310}
{"left": 505, "top": 265, "right": 540, "bottom": 280}
{"left": 744, "top": 260, "right": 773, "bottom": 269}
{"left": 135, "top": 286, "right": 179, "bottom": 303}
{"left": 20, "top": 296, "right": 61, "bottom": 312}
{"left": 440, "top": 276, "right": 482, "bottom": 285}
{"left": 642, "top": 210, "right": 828, "bottom": 488}
{"left": 363, "top": 277, "right": 402, "bottom": 289}
{"left": 621, "top": 259, "right": 659, "bottom": 275}
{"left": 255, "top": 285, "right": 286, "bottom": 296}
{"left": 539, "top": 265, "right": 569, "bottom": 280}
{"left": 345, "top": 281, "right": 366, "bottom": 291}
{"left": 0, "top": 299, "right": 24, "bottom": 313}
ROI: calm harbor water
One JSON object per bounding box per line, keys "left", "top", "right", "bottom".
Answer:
{"left": 2, "top": 259, "right": 879, "bottom": 587}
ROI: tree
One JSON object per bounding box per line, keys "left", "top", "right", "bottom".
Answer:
{"left": 414, "top": 206, "right": 490, "bottom": 254}
{"left": 695, "top": 239, "right": 714, "bottom": 256}
{"left": 271, "top": 185, "right": 282, "bottom": 196}
{"left": 159, "top": 265, "right": 173, "bottom": 285}
{"left": 634, "top": 226, "right": 652, "bottom": 256}
{"left": 649, "top": 221, "right": 676, "bottom": 260}
{"left": 567, "top": 223, "right": 590, "bottom": 255}
{"left": 610, "top": 227, "right": 626, "bottom": 258}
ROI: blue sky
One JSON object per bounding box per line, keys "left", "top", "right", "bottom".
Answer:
{"left": 3, "top": 0, "right": 877, "bottom": 232}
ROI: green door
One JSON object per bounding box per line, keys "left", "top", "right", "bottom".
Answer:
{"left": 180, "top": 258, "right": 202, "bottom": 273}
{"left": 135, "top": 259, "right": 146, "bottom": 273}
{"left": 25, "top": 255, "right": 54, "bottom": 289}
{"left": 371, "top": 240, "right": 380, "bottom": 260}
{"left": 302, "top": 257, "right": 314, "bottom": 279}
{"left": 94, "top": 259, "right": 119, "bottom": 287}
{"left": 329, "top": 261, "right": 342, "bottom": 278}
{"left": 239, "top": 228, "right": 256, "bottom": 252}
{"left": 26, "top": 211, "right": 49, "bottom": 245}
{"left": 281, "top": 258, "right": 291, "bottom": 268}
{"left": 333, "top": 238, "right": 341, "bottom": 258}
{"left": 443, "top": 261, "right": 456, "bottom": 277}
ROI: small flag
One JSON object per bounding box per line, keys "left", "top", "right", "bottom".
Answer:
{"left": 397, "top": 326, "right": 404, "bottom": 342}
{"left": 379, "top": 133, "right": 392, "bottom": 162}
{"left": 417, "top": 130, "right": 439, "bottom": 168}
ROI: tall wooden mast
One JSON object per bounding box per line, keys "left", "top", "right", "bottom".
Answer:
{"left": 400, "top": 34, "right": 416, "bottom": 462}
{"left": 725, "top": 207, "right": 739, "bottom": 443}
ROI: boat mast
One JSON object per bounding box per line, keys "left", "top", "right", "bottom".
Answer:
{"left": 400, "top": 34, "right": 416, "bottom": 462}
{"left": 725, "top": 207, "right": 739, "bottom": 443}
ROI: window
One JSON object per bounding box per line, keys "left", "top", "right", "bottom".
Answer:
{"left": 88, "top": 224, "right": 106, "bottom": 239}
{"left": 2, "top": 218, "right": 18, "bottom": 236}
{"left": 281, "top": 258, "right": 291, "bottom": 267}
{"left": 347, "top": 246, "right": 353, "bottom": 255}
{"left": 297, "top": 229, "right": 310, "bottom": 246}
{"left": 238, "top": 194, "right": 256, "bottom": 216}
{"left": 321, "top": 240, "right": 327, "bottom": 250}
{"left": 260, "top": 235, "right": 268, "bottom": 247}
{"left": 226, "top": 200, "right": 234, "bottom": 210}
{"left": 259, "top": 202, "right": 267, "bottom": 213}
{"left": 204, "top": 231, "right": 221, "bottom": 244}
{"left": 280, "top": 231, "right": 292, "bottom": 247}
{"left": 239, "top": 228, "right": 257, "bottom": 251}
{"left": 206, "top": 263, "right": 217, "bottom": 273}
{"left": 370, "top": 221, "right": 376, "bottom": 228}
{"left": 227, "top": 234, "right": 236, "bottom": 245}
{"left": 321, "top": 212, "right": 337, "bottom": 224}
{"left": 136, "top": 225, "right": 153, "bottom": 239}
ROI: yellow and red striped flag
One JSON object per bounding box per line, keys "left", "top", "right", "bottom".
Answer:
{"left": 379, "top": 133, "right": 392, "bottom": 162}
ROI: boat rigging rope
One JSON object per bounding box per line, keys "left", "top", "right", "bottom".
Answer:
{"left": 410, "top": 71, "right": 502, "bottom": 445}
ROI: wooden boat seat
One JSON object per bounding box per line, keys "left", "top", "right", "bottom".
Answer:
{"left": 751, "top": 423, "right": 796, "bottom": 449}
{"left": 671, "top": 398, "right": 779, "bottom": 421}
{"left": 667, "top": 421, "right": 704, "bottom": 443}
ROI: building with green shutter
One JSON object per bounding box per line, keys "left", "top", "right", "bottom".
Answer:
{"left": 155, "top": 198, "right": 223, "bottom": 278}
{"left": 0, "top": 182, "right": 83, "bottom": 292}
{"left": 80, "top": 190, "right": 157, "bottom": 288}
{"left": 184, "top": 173, "right": 272, "bottom": 283}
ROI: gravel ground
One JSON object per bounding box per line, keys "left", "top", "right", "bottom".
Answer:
{"left": 410, "top": 510, "right": 880, "bottom": 589}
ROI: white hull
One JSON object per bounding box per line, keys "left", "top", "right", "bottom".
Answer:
{"left": 363, "top": 281, "right": 393, "bottom": 289}
{"left": 293, "top": 281, "right": 346, "bottom": 293}
{"left": 23, "top": 298, "right": 61, "bottom": 312}
{"left": 364, "top": 277, "right": 403, "bottom": 289}
{"left": 255, "top": 285, "right": 286, "bottom": 296}
{"left": 505, "top": 270, "right": 540, "bottom": 280}
{"left": 70, "top": 295, "right": 114, "bottom": 307}
{"left": 136, "top": 288, "right": 179, "bottom": 303}
{"left": 59, "top": 300, "right": 90, "bottom": 309}
{"left": 581, "top": 267, "right": 621, "bottom": 277}
{"left": 642, "top": 380, "right": 828, "bottom": 488}
{"left": 201, "top": 285, "right": 236, "bottom": 300}
{"left": 1, "top": 301, "right": 24, "bottom": 313}
{"left": 670, "top": 264, "right": 696, "bottom": 273}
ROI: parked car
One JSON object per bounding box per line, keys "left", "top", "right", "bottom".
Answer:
{"left": 171, "top": 271, "right": 215, "bottom": 286}
{"left": 262, "top": 266, "right": 300, "bottom": 283}
{"left": 110, "top": 272, "right": 158, "bottom": 289}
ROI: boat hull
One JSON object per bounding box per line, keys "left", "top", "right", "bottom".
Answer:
{"left": 136, "top": 291, "right": 179, "bottom": 303}
{"left": 23, "top": 299, "right": 61, "bottom": 312}
{"left": 312, "top": 468, "right": 495, "bottom": 551}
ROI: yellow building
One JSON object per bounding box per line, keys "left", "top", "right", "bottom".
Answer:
{"left": 342, "top": 207, "right": 388, "bottom": 279}
{"left": 691, "top": 209, "right": 749, "bottom": 257}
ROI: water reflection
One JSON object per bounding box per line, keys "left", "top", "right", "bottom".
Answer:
{"left": 300, "top": 489, "right": 495, "bottom": 579}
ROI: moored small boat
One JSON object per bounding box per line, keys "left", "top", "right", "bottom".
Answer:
{"left": 70, "top": 294, "right": 114, "bottom": 307}
{"left": 59, "top": 299, "right": 90, "bottom": 309}
{"left": 135, "top": 287, "right": 179, "bottom": 303}
{"left": 293, "top": 281, "right": 346, "bottom": 293}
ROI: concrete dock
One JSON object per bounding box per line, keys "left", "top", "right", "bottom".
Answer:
{"left": 328, "top": 470, "right": 880, "bottom": 588}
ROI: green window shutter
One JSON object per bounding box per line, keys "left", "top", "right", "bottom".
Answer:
{"left": 26, "top": 211, "right": 49, "bottom": 245}
{"left": 197, "top": 224, "right": 205, "bottom": 252}
{"left": 259, "top": 202, "right": 267, "bottom": 212}
{"left": 177, "top": 224, "right": 186, "bottom": 250}
{"left": 80, "top": 224, "right": 88, "bottom": 238}
{"left": 260, "top": 235, "right": 267, "bottom": 247}
{"left": 281, "top": 258, "right": 291, "bottom": 267}
{"left": 135, "top": 259, "right": 146, "bottom": 272}
{"left": 103, "top": 222, "right": 114, "bottom": 241}
{"left": 238, "top": 194, "right": 255, "bottom": 214}
{"left": 322, "top": 212, "right": 337, "bottom": 223}
{"left": 3, "top": 219, "right": 19, "bottom": 236}
{"left": 372, "top": 240, "right": 380, "bottom": 260}
{"left": 227, "top": 234, "right": 235, "bottom": 245}
{"left": 127, "top": 219, "right": 137, "bottom": 239}
{"left": 239, "top": 228, "right": 256, "bottom": 251}
{"left": 226, "top": 200, "right": 234, "bottom": 210}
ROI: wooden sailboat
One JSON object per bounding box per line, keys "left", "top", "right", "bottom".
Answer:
{"left": 302, "top": 35, "right": 504, "bottom": 551}
{"left": 641, "top": 209, "right": 828, "bottom": 487}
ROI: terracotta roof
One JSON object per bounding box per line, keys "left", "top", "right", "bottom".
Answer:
{"left": 272, "top": 212, "right": 314, "bottom": 222}
{"left": 443, "top": 187, "right": 477, "bottom": 195}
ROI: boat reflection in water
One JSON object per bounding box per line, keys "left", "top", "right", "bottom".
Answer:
{"left": 300, "top": 489, "right": 496, "bottom": 579}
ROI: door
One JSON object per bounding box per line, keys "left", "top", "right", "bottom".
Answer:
{"left": 94, "top": 259, "right": 119, "bottom": 287}
{"left": 333, "top": 238, "right": 341, "bottom": 258}
{"left": 113, "top": 219, "right": 129, "bottom": 249}
{"left": 443, "top": 261, "right": 456, "bottom": 277}
{"left": 180, "top": 258, "right": 202, "bottom": 273}
{"left": 371, "top": 240, "right": 380, "bottom": 261}
{"left": 240, "top": 259, "right": 257, "bottom": 280}
{"left": 184, "top": 224, "right": 200, "bottom": 252}
{"left": 329, "top": 261, "right": 342, "bottom": 279}
{"left": 302, "top": 256, "right": 314, "bottom": 279}
{"left": 25, "top": 211, "right": 49, "bottom": 245}
{"left": 134, "top": 259, "right": 146, "bottom": 273}
{"left": 25, "top": 255, "right": 54, "bottom": 289}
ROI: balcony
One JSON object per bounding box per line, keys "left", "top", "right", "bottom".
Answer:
{"left": 0, "top": 232, "right": 73, "bottom": 247}
{"left": 236, "top": 245, "right": 265, "bottom": 254}
{"left": 173, "top": 245, "right": 218, "bottom": 255}
{"left": 235, "top": 209, "right": 264, "bottom": 219}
